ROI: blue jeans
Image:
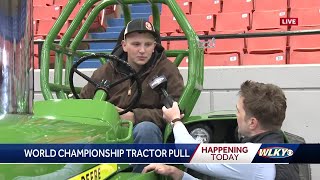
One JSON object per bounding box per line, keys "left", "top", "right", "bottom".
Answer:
{"left": 132, "top": 121, "right": 163, "bottom": 173}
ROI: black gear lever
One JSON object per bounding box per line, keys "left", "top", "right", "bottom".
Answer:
{"left": 148, "top": 75, "right": 174, "bottom": 108}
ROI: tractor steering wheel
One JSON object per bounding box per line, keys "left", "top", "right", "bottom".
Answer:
{"left": 69, "top": 53, "right": 142, "bottom": 115}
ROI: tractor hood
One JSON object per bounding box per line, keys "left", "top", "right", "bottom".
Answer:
{"left": 0, "top": 114, "right": 109, "bottom": 144}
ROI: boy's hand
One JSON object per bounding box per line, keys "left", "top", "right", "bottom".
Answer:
{"left": 116, "top": 106, "right": 124, "bottom": 112}
{"left": 116, "top": 106, "right": 135, "bottom": 125}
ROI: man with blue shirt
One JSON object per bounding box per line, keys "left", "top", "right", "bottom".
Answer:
{"left": 143, "top": 80, "right": 299, "bottom": 180}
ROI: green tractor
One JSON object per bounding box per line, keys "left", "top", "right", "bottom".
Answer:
{"left": 0, "top": 0, "right": 280, "bottom": 179}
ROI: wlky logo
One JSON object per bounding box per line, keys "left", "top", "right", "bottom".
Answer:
{"left": 258, "top": 147, "right": 294, "bottom": 159}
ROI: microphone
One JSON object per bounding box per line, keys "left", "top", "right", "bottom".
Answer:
{"left": 148, "top": 75, "right": 174, "bottom": 108}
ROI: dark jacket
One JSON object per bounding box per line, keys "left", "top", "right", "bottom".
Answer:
{"left": 241, "top": 130, "right": 300, "bottom": 180}
{"left": 80, "top": 43, "right": 184, "bottom": 129}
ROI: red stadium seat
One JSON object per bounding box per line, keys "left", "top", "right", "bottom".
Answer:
{"left": 36, "top": 20, "right": 68, "bottom": 37}
{"left": 33, "top": 0, "right": 53, "bottom": 6}
{"left": 289, "top": 30, "right": 320, "bottom": 51}
{"left": 150, "top": 15, "right": 180, "bottom": 35}
{"left": 215, "top": 12, "right": 250, "bottom": 32}
{"left": 34, "top": 55, "right": 40, "bottom": 69}
{"left": 289, "top": 0, "right": 320, "bottom": 9}
{"left": 169, "top": 31, "right": 206, "bottom": 50}
{"left": 222, "top": 0, "right": 253, "bottom": 13}
{"left": 205, "top": 31, "right": 244, "bottom": 66}
{"left": 289, "top": 51, "right": 320, "bottom": 64}
{"left": 288, "top": 26, "right": 320, "bottom": 64}
{"left": 190, "top": 0, "right": 221, "bottom": 14}
{"left": 34, "top": 54, "right": 57, "bottom": 69}
{"left": 254, "top": 0, "right": 288, "bottom": 11}
{"left": 204, "top": 53, "right": 240, "bottom": 66}
{"left": 181, "top": 14, "right": 214, "bottom": 33}
{"left": 53, "top": 0, "right": 70, "bottom": 6}
{"left": 168, "top": 57, "right": 188, "bottom": 67}
{"left": 160, "top": 33, "right": 169, "bottom": 50}
{"left": 161, "top": 1, "right": 190, "bottom": 15}
{"left": 34, "top": 44, "right": 39, "bottom": 56}
{"left": 34, "top": 35, "right": 45, "bottom": 40}
{"left": 246, "top": 30, "right": 287, "bottom": 53}
{"left": 289, "top": 8, "right": 320, "bottom": 29}
{"left": 252, "top": 10, "right": 288, "bottom": 31}
{"left": 242, "top": 53, "right": 286, "bottom": 65}
{"left": 36, "top": 20, "right": 55, "bottom": 36}
{"left": 60, "top": 21, "right": 77, "bottom": 35}
{"left": 34, "top": 55, "right": 39, "bottom": 69}
{"left": 33, "top": 6, "right": 61, "bottom": 20}
{"left": 206, "top": 31, "right": 245, "bottom": 54}
{"left": 68, "top": 5, "right": 82, "bottom": 20}
{"left": 33, "top": 20, "right": 38, "bottom": 35}
{"left": 168, "top": 33, "right": 188, "bottom": 50}
{"left": 34, "top": 43, "right": 57, "bottom": 58}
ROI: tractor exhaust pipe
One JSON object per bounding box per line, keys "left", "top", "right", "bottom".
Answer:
{"left": 0, "top": 0, "right": 33, "bottom": 115}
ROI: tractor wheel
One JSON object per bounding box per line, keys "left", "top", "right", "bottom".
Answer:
{"left": 188, "top": 124, "right": 214, "bottom": 143}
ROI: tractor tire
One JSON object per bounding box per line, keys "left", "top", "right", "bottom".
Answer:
{"left": 187, "top": 123, "right": 214, "bottom": 143}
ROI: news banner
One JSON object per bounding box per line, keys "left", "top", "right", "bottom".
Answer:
{"left": 0, "top": 143, "right": 319, "bottom": 163}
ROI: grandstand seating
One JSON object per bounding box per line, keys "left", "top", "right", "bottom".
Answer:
{"left": 33, "top": 0, "right": 320, "bottom": 68}
{"left": 254, "top": 0, "right": 287, "bottom": 11}
{"left": 181, "top": 14, "right": 214, "bottom": 33}
{"left": 246, "top": 30, "right": 287, "bottom": 54}
{"left": 206, "top": 31, "right": 245, "bottom": 54}
{"left": 204, "top": 53, "right": 240, "bottom": 66}
{"left": 168, "top": 33, "right": 189, "bottom": 50}
{"left": 33, "top": 0, "right": 53, "bottom": 6}
{"left": 167, "top": 57, "right": 188, "bottom": 67}
{"left": 36, "top": 19, "right": 70, "bottom": 37}
{"left": 205, "top": 31, "right": 244, "bottom": 66}
{"left": 67, "top": 5, "right": 82, "bottom": 20}
{"left": 53, "top": 0, "right": 74, "bottom": 6}
{"left": 288, "top": 26, "right": 320, "bottom": 64}
{"left": 289, "top": 8, "right": 320, "bottom": 29}
{"left": 161, "top": 0, "right": 190, "bottom": 15}
{"left": 33, "top": 20, "right": 37, "bottom": 35}
{"left": 214, "top": 12, "right": 250, "bottom": 32}
{"left": 290, "top": 51, "right": 320, "bottom": 64}
{"left": 160, "top": 33, "right": 169, "bottom": 50}
{"left": 88, "top": 33, "right": 118, "bottom": 50}
{"left": 190, "top": 0, "right": 221, "bottom": 14}
{"left": 34, "top": 56, "right": 39, "bottom": 69}
{"left": 222, "top": 0, "right": 253, "bottom": 13}
{"left": 36, "top": 20, "right": 57, "bottom": 37}
{"left": 289, "top": 0, "right": 320, "bottom": 9}
{"left": 289, "top": 30, "right": 320, "bottom": 51}
{"left": 150, "top": 15, "right": 180, "bottom": 35}
{"left": 251, "top": 10, "right": 287, "bottom": 31}
{"left": 32, "top": 0, "right": 118, "bottom": 68}
{"left": 242, "top": 53, "right": 286, "bottom": 65}
{"left": 245, "top": 24, "right": 287, "bottom": 65}
{"left": 33, "top": 6, "right": 61, "bottom": 20}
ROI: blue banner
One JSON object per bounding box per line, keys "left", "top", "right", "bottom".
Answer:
{"left": 0, "top": 144, "right": 198, "bottom": 163}
{"left": 0, "top": 144, "right": 319, "bottom": 163}
{"left": 252, "top": 144, "right": 320, "bottom": 163}
{"left": 252, "top": 144, "right": 300, "bottom": 163}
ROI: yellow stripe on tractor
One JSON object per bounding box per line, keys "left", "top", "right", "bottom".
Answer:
{"left": 69, "top": 164, "right": 118, "bottom": 180}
